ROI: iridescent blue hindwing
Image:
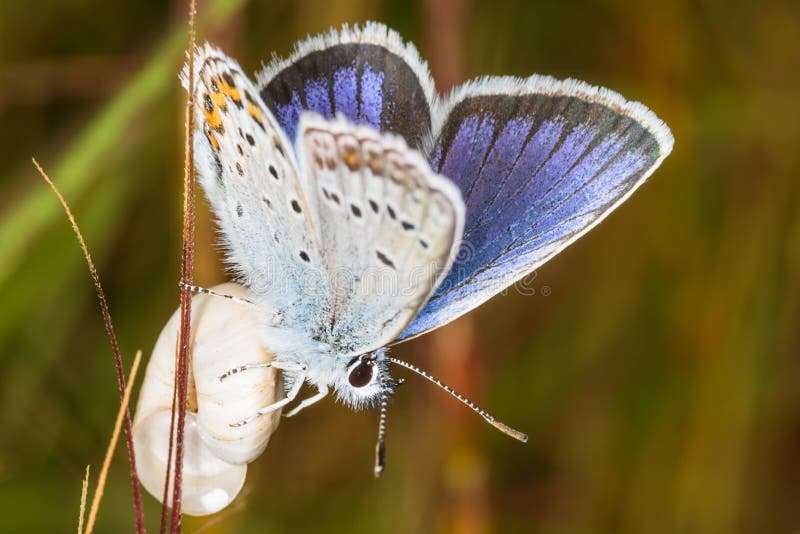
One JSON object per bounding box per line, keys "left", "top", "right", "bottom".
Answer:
{"left": 257, "top": 23, "right": 436, "bottom": 151}
{"left": 397, "top": 76, "right": 674, "bottom": 341}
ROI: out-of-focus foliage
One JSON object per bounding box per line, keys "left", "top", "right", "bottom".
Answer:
{"left": 0, "top": 0, "right": 797, "bottom": 532}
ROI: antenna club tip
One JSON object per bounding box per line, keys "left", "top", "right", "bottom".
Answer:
{"left": 374, "top": 441, "right": 386, "bottom": 477}
{"left": 490, "top": 420, "right": 528, "bottom": 443}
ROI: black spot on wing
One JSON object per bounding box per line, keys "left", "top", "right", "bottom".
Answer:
{"left": 376, "top": 250, "right": 396, "bottom": 269}
{"left": 208, "top": 141, "right": 223, "bottom": 185}
{"left": 273, "top": 137, "right": 285, "bottom": 156}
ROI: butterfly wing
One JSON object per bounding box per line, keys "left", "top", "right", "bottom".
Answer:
{"left": 257, "top": 22, "right": 435, "bottom": 150}
{"left": 397, "top": 76, "right": 674, "bottom": 341}
{"left": 295, "top": 113, "right": 464, "bottom": 355}
{"left": 186, "top": 44, "right": 328, "bottom": 329}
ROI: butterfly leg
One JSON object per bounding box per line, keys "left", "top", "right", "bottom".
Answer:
{"left": 179, "top": 282, "right": 257, "bottom": 308}
{"left": 218, "top": 359, "right": 305, "bottom": 381}
{"left": 283, "top": 384, "right": 329, "bottom": 418}
{"left": 218, "top": 362, "right": 272, "bottom": 381}
{"left": 181, "top": 282, "right": 286, "bottom": 326}
{"left": 229, "top": 369, "right": 307, "bottom": 427}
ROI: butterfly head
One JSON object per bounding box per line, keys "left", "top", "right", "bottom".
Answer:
{"left": 334, "top": 349, "right": 400, "bottom": 410}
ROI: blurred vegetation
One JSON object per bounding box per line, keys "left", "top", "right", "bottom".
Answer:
{"left": 0, "top": 0, "right": 798, "bottom": 532}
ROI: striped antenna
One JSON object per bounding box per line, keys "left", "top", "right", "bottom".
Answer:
{"left": 374, "top": 390, "right": 388, "bottom": 477}
{"left": 388, "top": 357, "right": 528, "bottom": 443}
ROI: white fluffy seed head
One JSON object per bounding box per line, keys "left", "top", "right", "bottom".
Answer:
{"left": 133, "top": 283, "right": 280, "bottom": 516}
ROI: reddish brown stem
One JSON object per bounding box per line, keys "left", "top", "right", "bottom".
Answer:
{"left": 161, "top": 1, "right": 198, "bottom": 532}
{"left": 33, "top": 158, "right": 146, "bottom": 533}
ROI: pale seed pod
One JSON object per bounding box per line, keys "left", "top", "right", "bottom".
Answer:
{"left": 133, "top": 283, "right": 280, "bottom": 516}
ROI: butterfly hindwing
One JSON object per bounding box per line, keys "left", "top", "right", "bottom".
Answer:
{"left": 257, "top": 22, "right": 435, "bottom": 151}
{"left": 398, "top": 76, "right": 674, "bottom": 340}
{"left": 186, "top": 45, "right": 327, "bottom": 327}
{"left": 296, "top": 113, "right": 464, "bottom": 354}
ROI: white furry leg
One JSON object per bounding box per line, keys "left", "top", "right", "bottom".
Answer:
{"left": 229, "top": 370, "right": 306, "bottom": 427}
{"left": 283, "top": 385, "right": 329, "bottom": 418}
{"left": 219, "top": 359, "right": 305, "bottom": 382}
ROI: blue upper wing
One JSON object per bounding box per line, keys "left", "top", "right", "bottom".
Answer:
{"left": 397, "top": 76, "right": 674, "bottom": 341}
{"left": 256, "top": 22, "right": 435, "bottom": 151}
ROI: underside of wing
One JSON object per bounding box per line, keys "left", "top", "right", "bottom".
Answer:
{"left": 398, "top": 76, "right": 674, "bottom": 341}
{"left": 257, "top": 22, "right": 436, "bottom": 151}
{"left": 185, "top": 44, "right": 328, "bottom": 329}
{"left": 296, "top": 113, "right": 464, "bottom": 355}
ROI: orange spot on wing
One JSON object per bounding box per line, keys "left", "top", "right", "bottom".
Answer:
{"left": 211, "top": 90, "right": 227, "bottom": 109}
{"left": 343, "top": 152, "right": 359, "bottom": 169}
{"left": 203, "top": 107, "right": 224, "bottom": 131}
{"left": 220, "top": 81, "right": 241, "bottom": 103}
{"left": 247, "top": 101, "right": 264, "bottom": 125}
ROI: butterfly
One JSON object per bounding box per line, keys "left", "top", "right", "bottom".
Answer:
{"left": 182, "top": 22, "right": 673, "bottom": 476}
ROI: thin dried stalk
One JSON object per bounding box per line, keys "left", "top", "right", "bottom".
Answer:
{"left": 78, "top": 465, "right": 90, "bottom": 534}
{"left": 163, "top": 1, "right": 198, "bottom": 532}
{"left": 85, "top": 350, "right": 143, "bottom": 534}
{"left": 33, "top": 158, "right": 146, "bottom": 532}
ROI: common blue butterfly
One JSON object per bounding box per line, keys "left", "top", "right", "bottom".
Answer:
{"left": 182, "top": 21, "right": 673, "bottom": 476}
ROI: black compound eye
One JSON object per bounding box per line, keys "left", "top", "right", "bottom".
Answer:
{"left": 348, "top": 361, "right": 374, "bottom": 388}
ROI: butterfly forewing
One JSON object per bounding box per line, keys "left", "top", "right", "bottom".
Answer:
{"left": 399, "top": 77, "right": 674, "bottom": 340}
{"left": 257, "top": 22, "right": 436, "bottom": 151}
{"left": 296, "top": 114, "right": 464, "bottom": 354}
{"left": 187, "top": 45, "right": 328, "bottom": 328}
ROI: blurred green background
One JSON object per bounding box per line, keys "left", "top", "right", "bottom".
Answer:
{"left": 1, "top": 0, "right": 798, "bottom": 532}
